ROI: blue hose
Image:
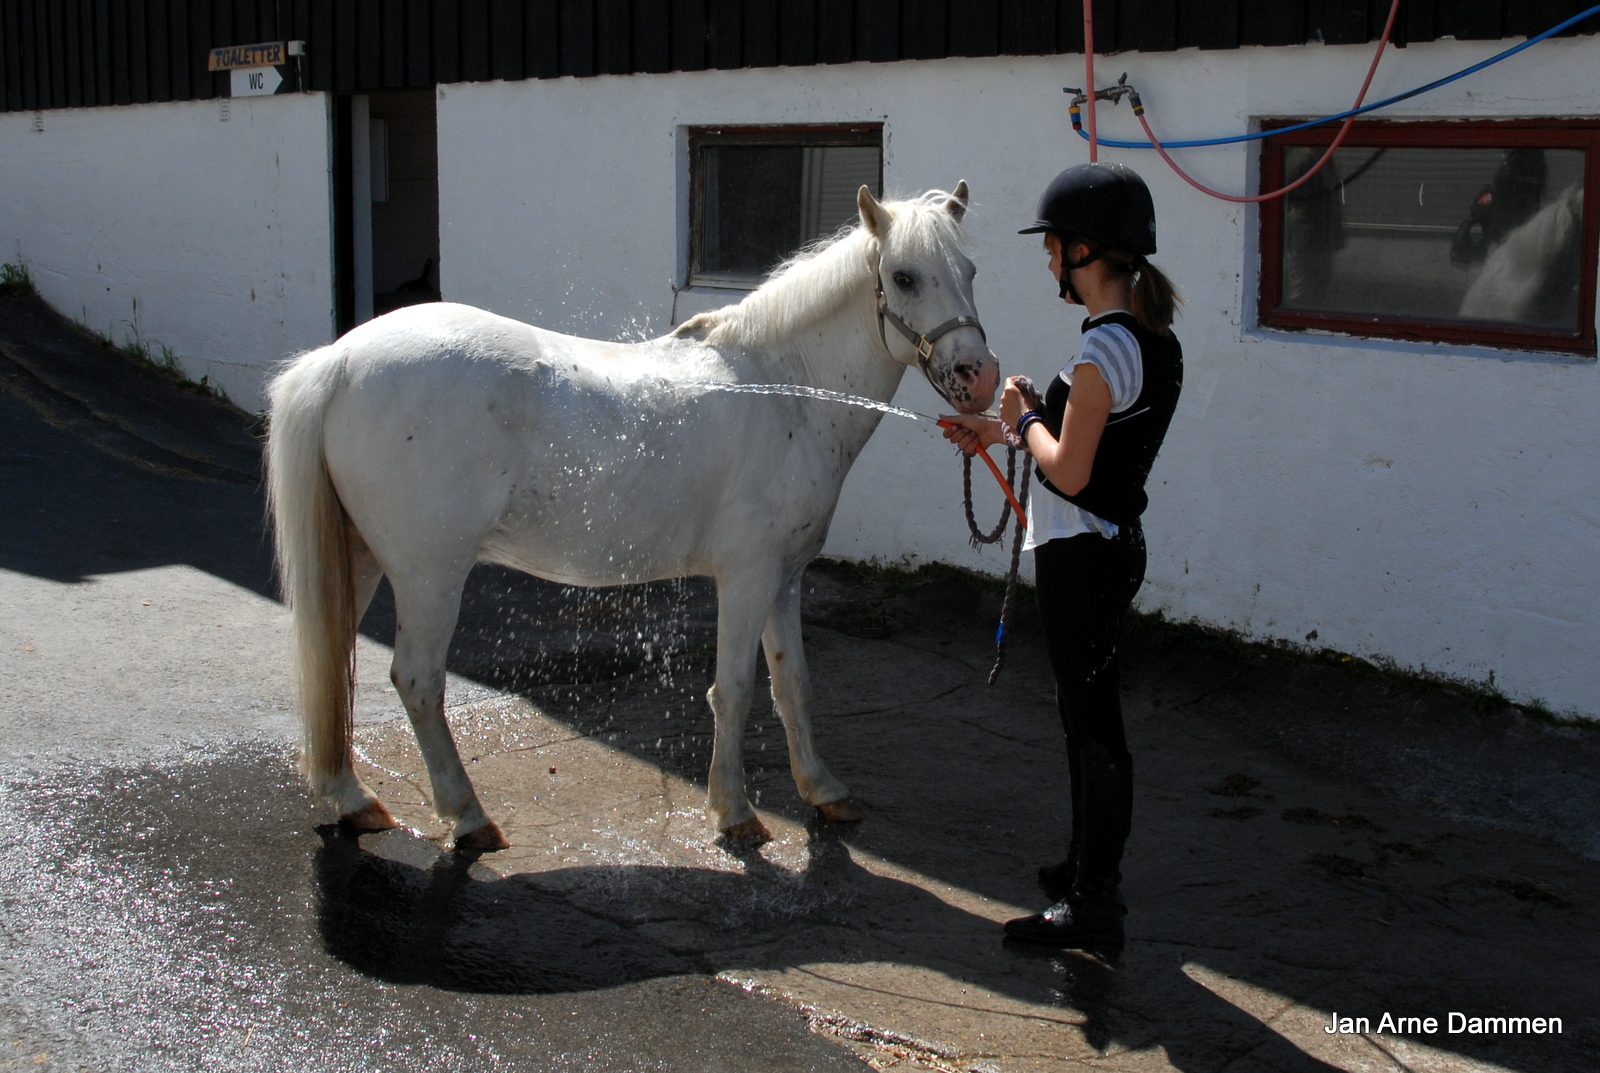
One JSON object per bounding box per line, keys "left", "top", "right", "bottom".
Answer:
{"left": 1075, "top": 4, "right": 1600, "bottom": 150}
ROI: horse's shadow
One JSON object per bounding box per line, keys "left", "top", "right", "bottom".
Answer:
{"left": 316, "top": 816, "right": 1112, "bottom": 993}
{"left": 313, "top": 821, "right": 1353, "bottom": 1070}
{"left": 315, "top": 823, "right": 691, "bottom": 993}
{"left": 314, "top": 818, "right": 983, "bottom": 997}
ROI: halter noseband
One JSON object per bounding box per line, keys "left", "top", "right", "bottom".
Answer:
{"left": 874, "top": 273, "right": 986, "bottom": 406}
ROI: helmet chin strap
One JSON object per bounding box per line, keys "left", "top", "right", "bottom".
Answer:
{"left": 1059, "top": 244, "right": 1102, "bottom": 306}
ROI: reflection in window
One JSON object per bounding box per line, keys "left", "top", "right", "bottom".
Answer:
{"left": 1278, "top": 146, "right": 1585, "bottom": 332}
{"left": 692, "top": 131, "right": 881, "bottom": 287}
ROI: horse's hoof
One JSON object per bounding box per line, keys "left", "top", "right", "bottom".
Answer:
{"left": 721, "top": 817, "right": 772, "bottom": 846}
{"left": 453, "top": 820, "right": 510, "bottom": 853}
{"left": 816, "top": 797, "right": 864, "bottom": 822}
{"left": 341, "top": 800, "right": 399, "bottom": 831}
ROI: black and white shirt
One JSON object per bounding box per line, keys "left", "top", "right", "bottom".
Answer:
{"left": 1023, "top": 311, "right": 1144, "bottom": 550}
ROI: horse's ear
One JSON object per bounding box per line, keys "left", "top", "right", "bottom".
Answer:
{"left": 946, "top": 180, "right": 970, "bottom": 222}
{"left": 858, "top": 185, "right": 891, "bottom": 239}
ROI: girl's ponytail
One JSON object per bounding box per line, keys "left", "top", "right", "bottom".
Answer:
{"left": 1129, "top": 258, "right": 1182, "bottom": 337}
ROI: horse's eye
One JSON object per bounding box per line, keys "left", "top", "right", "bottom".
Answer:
{"left": 892, "top": 271, "right": 915, "bottom": 290}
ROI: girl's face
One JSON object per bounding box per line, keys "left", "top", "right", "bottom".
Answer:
{"left": 1044, "top": 234, "right": 1092, "bottom": 281}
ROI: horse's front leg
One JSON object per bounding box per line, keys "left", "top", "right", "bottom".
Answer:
{"left": 706, "top": 568, "right": 781, "bottom": 843}
{"left": 763, "top": 571, "right": 861, "bottom": 821}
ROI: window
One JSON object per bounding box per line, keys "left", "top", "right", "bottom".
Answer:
{"left": 689, "top": 125, "right": 882, "bottom": 289}
{"left": 1259, "top": 121, "right": 1599, "bottom": 354}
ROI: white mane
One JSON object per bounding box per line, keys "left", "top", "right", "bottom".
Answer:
{"left": 679, "top": 192, "right": 968, "bottom": 351}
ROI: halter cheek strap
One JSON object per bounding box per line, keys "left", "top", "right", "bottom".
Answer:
{"left": 874, "top": 273, "right": 986, "bottom": 406}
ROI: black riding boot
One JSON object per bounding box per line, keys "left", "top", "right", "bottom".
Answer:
{"left": 1006, "top": 743, "right": 1131, "bottom": 947}
{"left": 1037, "top": 731, "right": 1084, "bottom": 900}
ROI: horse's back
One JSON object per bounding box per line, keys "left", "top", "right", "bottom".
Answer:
{"left": 339, "top": 302, "right": 626, "bottom": 377}
{"left": 315, "top": 302, "right": 749, "bottom": 586}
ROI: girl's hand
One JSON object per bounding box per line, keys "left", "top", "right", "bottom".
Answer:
{"left": 998, "top": 377, "right": 1030, "bottom": 430}
{"left": 939, "top": 414, "right": 1005, "bottom": 455}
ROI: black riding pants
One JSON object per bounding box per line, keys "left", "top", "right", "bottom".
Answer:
{"left": 1034, "top": 526, "right": 1146, "bottom": 899}
{"left": 1033, "top": 525, "right": 1146, "bottom": 759}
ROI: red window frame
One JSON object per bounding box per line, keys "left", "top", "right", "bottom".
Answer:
{"left": 1259, "top": 119, "right": 1600, "bottom": 356}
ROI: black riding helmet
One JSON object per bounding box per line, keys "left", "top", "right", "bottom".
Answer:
{"left": 1021, "top": 163, "right": 1157, "bottom": 303}
{"left": 1021, "top": 162, "right": 1158, "bottom": 253}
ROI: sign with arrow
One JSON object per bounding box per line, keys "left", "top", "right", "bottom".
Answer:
{"left": 230, "top": 65, "right": 283, "bottom": 97}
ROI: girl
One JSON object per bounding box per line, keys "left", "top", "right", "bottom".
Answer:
{"left": 943, "top": 162, "right": 1183, "bottom": 947}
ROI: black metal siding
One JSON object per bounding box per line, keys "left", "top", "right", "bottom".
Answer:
{"left": 3, "top": 0, "right": 1596, "bottom": 113}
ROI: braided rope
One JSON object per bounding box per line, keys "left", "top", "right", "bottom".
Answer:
{"left": 961, "top": 451, "right": 1013, "bottom": 547}
{"left": 959, "top": 445, "right": 1032, "bottom": 684}
{"left": 988, "top": 463, "right": 1031, "bottom": 685}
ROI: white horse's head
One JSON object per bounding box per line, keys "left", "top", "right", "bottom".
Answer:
{"left": 859, "top": 181, "right": 999, "bottom": 414}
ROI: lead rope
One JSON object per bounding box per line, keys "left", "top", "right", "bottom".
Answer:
{"left": 962, "top": 448, "right": 1015, "bottom": 545}
{"left": 962, "top": 448, "right": 1032, "bottom": 684}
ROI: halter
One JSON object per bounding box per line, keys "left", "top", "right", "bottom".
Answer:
{"left": 874, "top": 272, "right": 986, "bottom": 407}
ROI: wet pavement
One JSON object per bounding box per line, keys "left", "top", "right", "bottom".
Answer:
{"left": 3, "top": 292, "right": 1599, "bottom": 1071}
{"left": 0, "top": 745, "right": 868, "bottom": 1072}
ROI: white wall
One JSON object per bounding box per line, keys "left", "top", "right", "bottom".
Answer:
{"left": 0, "top": 94, "right": 335, "bottom": 410}
{"left": 440, "top": 38, "right": 1600, "bottom": 717}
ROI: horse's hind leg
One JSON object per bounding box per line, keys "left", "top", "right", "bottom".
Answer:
{"left": 762, "top": 571, "right": 860, "bottom": 822}
{"left": 387, "top": 565, "right": 508, "bottom": 851}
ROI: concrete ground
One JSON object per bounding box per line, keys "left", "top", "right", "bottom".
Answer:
{"left": 2, "top": 292, "right": 1597, "bottom": 1072}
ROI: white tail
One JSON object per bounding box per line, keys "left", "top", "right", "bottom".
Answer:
{"left": 266, "top": 346, "right": 356, "bottom": 794}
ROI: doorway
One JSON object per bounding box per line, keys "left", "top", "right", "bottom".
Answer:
{"left": 335, "top": 90, "right": 440, "bottom": 333}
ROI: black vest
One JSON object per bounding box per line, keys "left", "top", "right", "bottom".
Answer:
{"left": 1037, "top": 311, "right": 1183, "bottom": 529}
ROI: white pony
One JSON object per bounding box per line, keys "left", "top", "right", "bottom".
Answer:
{"left": 267, "top": 183, "right": 997, "bottom": 850}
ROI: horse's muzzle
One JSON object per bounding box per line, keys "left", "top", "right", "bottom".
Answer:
{"left": 952, "top": 352, "right": 1000, "bottom": 414}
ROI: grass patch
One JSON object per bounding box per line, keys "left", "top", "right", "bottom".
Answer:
{"left": 0, "top": 262, "right": 33, "bottom": 297}
{"left": 815, "top": 556, "right": 1024, "bottom": 600}
{"left": 99, "top": 330, "right": 227, "bottom": 403}
{"left": 814, "top": 555, "right": 1596, "bottom": 732}
{"left": 1121, "top": 605, "right": 1594, "bottom": 731}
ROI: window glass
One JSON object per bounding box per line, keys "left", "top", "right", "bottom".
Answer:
{"left": 1279, "top": 146, "right": 1585, "bottom": 332}
{"left": 699, "top": 145, "right": 804, "bottom": 278}
{"left": 694, "top": 136, "right": 881, "bottom": 285}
